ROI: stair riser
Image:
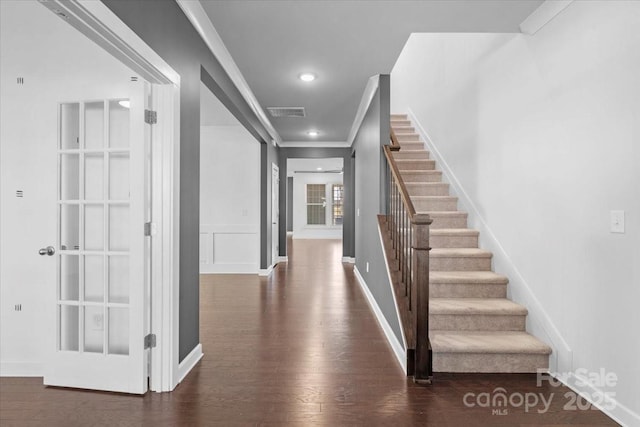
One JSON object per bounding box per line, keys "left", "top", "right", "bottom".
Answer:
{"left": 412, "top": 198, "right": 457, "bottom": 211}
{"left": 430, "top": 234, "right": 478, "bottom": 248}
{"left": 393, "top": 126, "right": 414, "bottom": 133}
{"left": 401, "top": 172, "right": 442, "bottom": 183}
{"left": 430, "top": 283, "right": 507, "bottom": 298}
{"left": 396, "top": 134, "right": 420, "bottom": 142}
{"left": 430, "top": 256, "right": 492, "bottom": 271}
{"left": 392, "top": 151, "right": 430, "bottom": 160}
{"left": 398, "top": 142, "right": 425, "bottom": 150}
{"left": 396, "top": 160, "right": 436, "bottom": 171}
{"left": 391, "top": 120, "right": 411, "bottom": 127}
{"left": 430, "top": 314, "right": 525, "bottom": 331}
{"left": 406, "top": 184, "right": 449, "bottom": 196}
{"left": 391, "top": 114, "right": 408, "bottom": 120}
{"left": 429, "top": 216, "right": 468, "bottom": 229}
{"left": 433, "top": 353, "right": 549, "bottom": 373}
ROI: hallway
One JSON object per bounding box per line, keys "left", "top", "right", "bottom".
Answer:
{"left": 0, "top": 239, "right": 617, "bottom": 425}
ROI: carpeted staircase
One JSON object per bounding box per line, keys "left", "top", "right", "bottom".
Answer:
{"left": 390, "top": 114, "right": 551, "bottom": 373}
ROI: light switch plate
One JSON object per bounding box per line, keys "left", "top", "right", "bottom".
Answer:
{"left": 610, "top": 210, "right": 625, "bottom": 233}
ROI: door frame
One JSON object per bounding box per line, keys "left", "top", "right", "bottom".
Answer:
{"left": 39, "top": 0, "right": 181, "bottom": 392}
{"left": 271, "top": 163, "right": 280, "bottom": 267}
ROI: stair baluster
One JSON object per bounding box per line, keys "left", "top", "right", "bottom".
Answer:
{"left": 383, "top": 142, "right": 433, "bottom": 384}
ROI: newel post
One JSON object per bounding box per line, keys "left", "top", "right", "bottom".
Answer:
{"left": 412, "top": 213, "right": 433, "bottom": 384}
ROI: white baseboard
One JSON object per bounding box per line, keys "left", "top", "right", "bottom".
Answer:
{"left": 0, "top": 361, "right": 43, "bottom": 377}
{"left": 353, "top": 266, "right": 407, "bottom": 374}
{"left": 408, "top": 108, "right": 572, "bottom": 374}
{"left": 277, "top": 256, "right": 288, "bottom": 263}
{"left": 341, "top": 256, "right": 355, "bottom": 264}
{"left": 557, "top": 371, "right": 640, "bottom": 427}
{"left": 177, "top": 344, "right": 203, "bottom": 385}
{"left": 258, "top": 265, "right": 274, "bottom": 276}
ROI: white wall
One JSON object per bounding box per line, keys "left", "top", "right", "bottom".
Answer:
{"left": 292, "top": 174, "right": 343, "bottom": 240}
{"left": 0, "top": 1, "right": 135, "bottom": 375}
{"left": 391, "top": 1, "right": 639, "bottom": 425}
{"left": 199, "top": 126, "right": 260, "bottom": 273}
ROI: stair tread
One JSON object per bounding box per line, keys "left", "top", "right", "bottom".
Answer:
{"left": 406, "top": 181, "right": 443, "bottom": 184}
{"left": 418, "top": 210, "right": 466, "bottom": 216}
{"left": 430, "top": 298, "right": 527, "bottom": 315}
{"left": 430, "top": 271, "right": 508, "bottom": 284}
{"left": 411, "top": 195, "right": 457, "bottom": 200}
{"left": 430, "top": 228, "right": 479, "bottom": 236}
{"left": 430, "top": 331, "right": 551, "bottom": 354}
{"left": 430, "top": 248, "right": 492, "bottom": 257}
{"left": 399, "top": 169, "right": 440, "bottom": 173}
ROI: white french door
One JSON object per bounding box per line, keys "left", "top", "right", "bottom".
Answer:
{"left": 44, "top": 79, "right": 151, "bottom": 394}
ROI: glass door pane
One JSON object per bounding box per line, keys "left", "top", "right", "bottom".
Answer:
{"left": 85, "top": 102, "right": 104, "bottom": 149}
{"left": 58, "top": 98, "right": 132, "bottom": 357}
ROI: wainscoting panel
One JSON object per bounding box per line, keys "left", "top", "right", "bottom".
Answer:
{"left": 199, "top": 224, "right": 259, "bottom": 274}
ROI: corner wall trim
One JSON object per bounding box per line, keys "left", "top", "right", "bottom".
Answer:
{"left": 347, "top": 75, "right": 380, "bottom": 146}
{"left": 407, "top": 108, "right": 572, "bottom": 375}
{"left": 0, "top": 362, "right": 44, "bottom": 377}
{"left": 353, "top": 267, "right": 407, "bottom": 374}
{"left": 177, "top": 344, "right": 203, "bottom": 385}
{"left": 258, "top": 265, "right": 274, "bottom": 277}
{"left": 520, "top": 0, "right": 575, "bottom": 35}
{"left": 341, "top": 256, "right": 355, "bottom": 264}
{"left": 175, "top": 0, "right": 281, "bottom": 144}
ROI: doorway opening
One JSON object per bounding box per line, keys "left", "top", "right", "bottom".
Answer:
{"left": 285, "top": 158, "right": 344, "bottom": 261}
{"left": 198, "top": 82, "right": 260, "bottom": 274}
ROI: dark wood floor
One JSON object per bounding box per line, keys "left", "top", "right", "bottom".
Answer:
{"left": 1, "top": 238, "right": 617, "bottom": 426}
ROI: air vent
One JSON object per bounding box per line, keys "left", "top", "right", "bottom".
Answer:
{"left": 267, "top": 107, "right": 306, "bottom": 118}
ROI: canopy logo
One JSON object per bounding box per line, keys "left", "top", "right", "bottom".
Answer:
{"left": 462, "top": 368, "right": 618, "bottom": 415}
{"left": 463, "top": 387, "right": 553, "bottom": 415}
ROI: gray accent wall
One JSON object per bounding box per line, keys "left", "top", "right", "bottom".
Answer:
{"left": 351, "top": 75, "right": 401, "bottom": 342}
{"left": 102, "top": 0, "right": 274, "bottom": 362}
{"left": 277, "top": 148, "right": 355, "bottom": 259}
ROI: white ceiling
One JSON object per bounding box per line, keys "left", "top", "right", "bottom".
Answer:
{"left": 287, "top": 158, "right": 344, "bottom": 177}
{"left": 199, "top": 0, "right": 544, "bottom": 144}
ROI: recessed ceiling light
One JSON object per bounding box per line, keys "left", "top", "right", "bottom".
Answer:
{"left": 118, "top": 100, "right": 130, "bottom": 109}
{"left": 317, "top": 167, "right": 322, "bottom": 171}
{"left": 307, "top": 130, "right": 319, "bottom": 137}
{"left": 299, "top": 73, "right": 316, "bottom": 82}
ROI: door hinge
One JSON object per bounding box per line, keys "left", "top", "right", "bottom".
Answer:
{"left": 144, "top": 333, "right": 156, "bottom": 349}
{"left": 144, "top": 222, "right": 156, "bottom": 236}
{"left": 144, "top": 109, "right": 157, "bottom": 124}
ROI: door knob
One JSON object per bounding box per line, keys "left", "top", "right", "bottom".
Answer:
{"left": 39, "top": 246, "right": 55, "bottom": 256}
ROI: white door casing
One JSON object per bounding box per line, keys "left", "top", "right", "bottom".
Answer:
{"left": 44, "top": 80, "right": 150, "bottom": 394}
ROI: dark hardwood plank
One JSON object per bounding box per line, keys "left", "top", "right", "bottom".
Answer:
{"left": 0, "top": 238, "right": 618, "bottom": 426}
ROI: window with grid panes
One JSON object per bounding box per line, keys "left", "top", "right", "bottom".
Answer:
{"left": 332, "top": 184, "right": 343, "bottom": 225}
{"left": 306, "top": 184, "right": 326, "bottom": 225}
